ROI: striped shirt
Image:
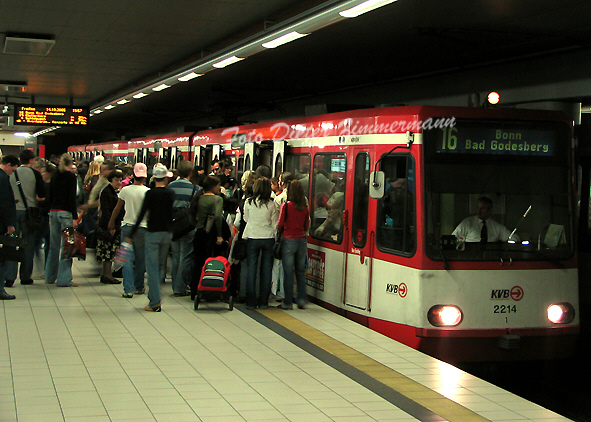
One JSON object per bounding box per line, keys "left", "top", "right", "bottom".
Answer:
{"left": 168, "top": 179, "right": 199, "bottom": 209}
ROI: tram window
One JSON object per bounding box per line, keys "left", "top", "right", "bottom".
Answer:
{"left": 376, "top": 155, "right": 416, "bottom": 255}
{"left": 274, "top": 154, "right": 283, "bottom": 178}
{"left": 284, "top": 154, "right": 311, "bottom": 197}
{"left": 352, "top": 153, "right": 370, "bottom": 248}
{"left": 311, "top": 153, "right": 346, "bottom": 243}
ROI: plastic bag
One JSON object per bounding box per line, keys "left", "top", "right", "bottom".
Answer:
{"left": 61, "top": 227, "right": 86, "bottom": 261}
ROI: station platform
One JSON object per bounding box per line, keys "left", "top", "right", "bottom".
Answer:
{"left": 0, "top": 258, "right": 571, "bottom": 422}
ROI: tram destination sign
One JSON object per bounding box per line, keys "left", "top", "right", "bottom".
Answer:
{"left": 432, "top": 121, "right": 559, "bottom": 157}
{"left": 14, "top": 105, "right": 89, "bottom": 126}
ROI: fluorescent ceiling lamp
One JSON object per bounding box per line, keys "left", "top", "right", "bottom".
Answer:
{"left": 104, "top": 105, "right": 115, "bottom": 110}
{"left": 152, "top": 84, "right": 171, "bottom": 91}
{"left": 133, "top": 92, "right": 149, "bottom": 99}
{"left": 93, "top": 110, "right": 103, "bottom": 114}
{"left": 262, "top": 31, "right": 309, "bottom": 48}
{"left": 178, "top": 72, "right": 203, "bottom": 82}
{"left": 212, "top": 56, "right": 244, "bottom": 69}
{"left": 117, "top": 99, "right": 130, "bottom": 105}
{"left": 339, "top": 0, "right": 397, "bottom": 17}
{"left": 14, "top": 132, "right": 31, "bottom": 137}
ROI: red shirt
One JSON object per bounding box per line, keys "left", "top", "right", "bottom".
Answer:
{"left": 278, "top": 201, "right": 309, "bottom": 239}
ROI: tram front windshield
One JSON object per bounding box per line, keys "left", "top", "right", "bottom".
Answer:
{"left": 423, "top": 119, "right": 573, "bottom": 262}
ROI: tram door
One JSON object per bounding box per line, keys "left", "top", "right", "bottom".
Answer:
{"left": 344, "top": 150, "right": 372, "bottom": 310}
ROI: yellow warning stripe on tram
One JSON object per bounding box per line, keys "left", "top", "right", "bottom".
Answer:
{"left": 259, "top": 308, "right": 489, "bottom": 422}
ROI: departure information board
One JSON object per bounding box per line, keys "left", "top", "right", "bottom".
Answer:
{"left": 14, "top": 105, "right": 89, "bottom": 126}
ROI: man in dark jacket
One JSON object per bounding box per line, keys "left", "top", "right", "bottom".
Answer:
{"left": 0, "top": 155, "right": 20, "bottom": 300}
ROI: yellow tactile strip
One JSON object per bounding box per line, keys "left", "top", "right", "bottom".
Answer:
{"left": 258, "top": 308, "right": 489, "bottom": 422}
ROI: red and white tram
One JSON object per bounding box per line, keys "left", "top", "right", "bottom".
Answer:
{"left": 130, "top": 132, "right": 193, "bottom": 170}
{"left": 198, "top": 105, "right": 579, "bottom": 362}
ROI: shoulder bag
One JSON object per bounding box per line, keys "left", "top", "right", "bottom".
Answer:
{"left": 171, "top": 184, "right": 197, "bottom": 241}
{"left": 0, "top": 235, "right": 26, "bottom": 262}
{"left": 14, "top": 168, "right": 42, "bottom": 231}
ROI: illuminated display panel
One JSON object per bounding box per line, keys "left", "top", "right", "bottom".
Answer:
{"left": 14, "top": 105, "right": 89, "bottom": 126}
{"left": 423, "top": 119, "right": 569, "bottom": 161}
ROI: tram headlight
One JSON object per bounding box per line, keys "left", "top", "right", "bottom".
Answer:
{"left": 547, "top": 302, "right": 575, "bottom": 324}
{"left": 428, "top": 305, "right": 463, "bottom": 327}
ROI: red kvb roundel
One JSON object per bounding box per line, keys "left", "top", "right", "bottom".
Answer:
{"left": 510, "top": 286, "right": 524, "bottom": 301}
{"left": 398, "top": 283, "right": 408, "bottom": 298}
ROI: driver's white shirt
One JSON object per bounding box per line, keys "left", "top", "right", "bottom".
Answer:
{"left": 452, "top": 215, "right": 516, "bottom": 242}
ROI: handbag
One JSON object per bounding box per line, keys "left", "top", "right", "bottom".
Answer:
{"left": 61, "top": 227, "right": 86, "bottom": 260}
{"left": 14, "top": 168, "right": 42, "bottom": 231}
{"left": 0, "top": 235, "right": 26, "bottom": 262}
{"left": 171, "top": 185, "right": 197, "bottom": 241}
{"left": 272, "top": 202, "right": 288, "bottom": 260}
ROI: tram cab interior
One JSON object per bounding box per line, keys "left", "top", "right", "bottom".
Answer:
{"left": 425, "top": 154, "right": 572, "bottom": 262}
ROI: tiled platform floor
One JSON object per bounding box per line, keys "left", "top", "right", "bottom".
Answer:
{"left": 0, "top": 258, "right": 571, "bottom": 422}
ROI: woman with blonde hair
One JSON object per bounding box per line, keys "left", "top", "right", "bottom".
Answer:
{"left": 45, "top": 153, "right": 79, "bottom": 287}
{"left": 84, "top": 160, "right": 101, "bottom": 193}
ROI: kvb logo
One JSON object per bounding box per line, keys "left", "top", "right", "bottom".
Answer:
{"left": 491, "top": 286, "right": 524, "bottom": 301}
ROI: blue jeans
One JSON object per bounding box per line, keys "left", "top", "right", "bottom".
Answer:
{"left": 44, "top": 211, "right": 74, "bottom": 286}
{"left": 121, "top": 225, "right": 146, "bottom": 294}
{"left": 281, "top": 238, "right": 308, "bottom": 306}
{"left": 145, "top": 231, "right": 172, "bottom": 307}
{"left": 171, "top": 229, "right": 194, "bottom": 294}
{"left": 6, "top": 210, "right": 36, "bottom": 283}
{"left": 246, "top": 238, "right": 274, "bottom": 308}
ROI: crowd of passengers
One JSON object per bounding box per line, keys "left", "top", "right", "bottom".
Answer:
{"left": 0, "top": 150, "right": 311, "bottom": 313}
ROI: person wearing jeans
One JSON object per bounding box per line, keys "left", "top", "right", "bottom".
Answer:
{"left": 144, "top": 231, "right": 172, "bottom": 309}
{"left": 127, "top": 165, "right": 174, "bottom": 312}
{"left": 44, "top": 154, "right": 79, "bottom": 288}
{"left": 109, "top": 163, "right": 150, "bottom": 297}
{"left": 277, "top": 180, "right": 310, "bottom": 310}
{"left": 243, "top": 178, "right": 278, "bottom": 310}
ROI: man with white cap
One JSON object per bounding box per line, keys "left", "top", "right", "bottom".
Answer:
{"left": 108, "top": 163, "right": 149, "bottom": 297}
{"left": 126, "top": 165, "right": 175, "bottom": 311}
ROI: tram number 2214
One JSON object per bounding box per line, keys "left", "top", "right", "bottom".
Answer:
{"left": 493, "top": 305, "right": 517, "bottom": 314}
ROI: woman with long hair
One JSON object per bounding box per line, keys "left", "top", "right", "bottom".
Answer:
{"left": 277, "top": 180, "right": 310, "bottom": 309}
{"left": 45, "top": 153, "right": 79, "bottom": 287}
{"left": 83, "top": 161, "right": 101, "bottom": 194}
{"left": 243, "top": 177, "right": 278, "bottom": 309}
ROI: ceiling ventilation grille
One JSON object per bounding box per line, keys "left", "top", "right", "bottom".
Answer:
{"left": 3, "top": 35, "right": 55, "bottom": 56}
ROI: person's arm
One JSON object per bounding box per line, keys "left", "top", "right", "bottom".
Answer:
{"left": 303, "top": 207, "right": 310, "bottom": 233}
{"left": 68, "top": 173, "right": 78, "bottom": 221}
{"left": 270, "top": 200, "right": 279, "bottom": 236}
{"left": 214, "top": 196, "right": 224, "bottom": 244}
{"left": 277, "top": 202, "right": 285, "bottom": 232}
{"left": 33, "top": 168, "right": 45, "bottom": 202}
{"left": 108, "top": 198, "right": 125, "bottom": 231}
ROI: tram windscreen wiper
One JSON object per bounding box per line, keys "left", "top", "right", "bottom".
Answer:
{"left": 509, "top": 205, "right": 531, "bottom": 241}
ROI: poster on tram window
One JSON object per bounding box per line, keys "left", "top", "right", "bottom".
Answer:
{"left": 306, "top": 249, "right": 325, "bottom": 291}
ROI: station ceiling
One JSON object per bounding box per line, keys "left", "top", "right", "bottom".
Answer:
{"left": 1, "top": 0, "right": 591, "bottom": 142}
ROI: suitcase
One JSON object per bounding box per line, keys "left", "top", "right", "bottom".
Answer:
{"left": 194, "top": 256, "right": 233, "bottom": 310}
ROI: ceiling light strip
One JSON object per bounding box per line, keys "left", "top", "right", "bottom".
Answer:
{"left": 89, "top": 0, "right": 394, "bottom": 116}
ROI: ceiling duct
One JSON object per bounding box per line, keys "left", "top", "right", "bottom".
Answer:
{"left": 3, "top": 34, "right": 55, "bottom": 56}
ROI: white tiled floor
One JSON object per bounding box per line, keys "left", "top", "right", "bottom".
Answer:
{"left": 0, "top": 257, "right": 572, "bottom": 422}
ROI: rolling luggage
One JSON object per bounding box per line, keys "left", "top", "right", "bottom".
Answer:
{"left": 194, "top": 255, "right": 233, "bottom": 310}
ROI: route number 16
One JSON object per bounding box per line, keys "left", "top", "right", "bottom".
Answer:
{"left": 441, "top": 127, "right": 458, "bottom": 151}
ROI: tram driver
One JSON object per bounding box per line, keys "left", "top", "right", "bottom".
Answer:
{"left": 452, "top": 197, "right": 517, "bottom": 243}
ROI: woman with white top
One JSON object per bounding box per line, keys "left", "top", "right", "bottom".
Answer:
{"left": 243, "top": 177, "right": 278, "bottom": 310}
